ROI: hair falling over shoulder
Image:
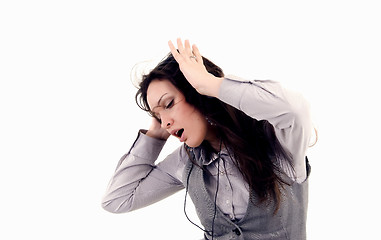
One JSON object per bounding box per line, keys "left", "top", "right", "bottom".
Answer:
{"left": 135, "top": 53, "right": 295, "bottom": 212}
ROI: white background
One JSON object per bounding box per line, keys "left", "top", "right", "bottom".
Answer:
{"left": 1, "top": 0, "right": 380, "bottom": 239}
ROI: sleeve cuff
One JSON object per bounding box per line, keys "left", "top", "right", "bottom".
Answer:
{"left": 129, "top": 130, "right": 167, "bottom": 161}
{"left": 218, "top": 75, "right": 250, "bottom": 108}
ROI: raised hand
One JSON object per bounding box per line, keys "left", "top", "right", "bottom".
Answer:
{"left": 168, "top": 38, "right": 223, "bottom": 97}
{"left": 146, "top": 117, "right": 171, "bottom": 140}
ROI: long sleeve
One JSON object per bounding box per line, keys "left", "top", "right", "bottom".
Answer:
{"left": 101, "top": 131, "right": 186, "bottom": 213}
{"left": 218, "top": 75, "right": 313, "bottom": 182}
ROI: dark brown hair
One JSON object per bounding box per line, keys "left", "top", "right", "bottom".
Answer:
{"left": 135, "top": 53, "right": 294, "bottom": 211}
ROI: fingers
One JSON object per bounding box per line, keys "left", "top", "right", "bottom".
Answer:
{"left": 168, "top": 38, "right": 187, "bottom": 63}
{"left": 168, "top": 38, "right": 202, "bottom": 63}
{"left": 168, "top": 40, "right": 180, "bottom": 59}
{"left": 184, "top": 39, "right": 193, "bottom": 56}
{"left": 177, "top": 38, "right": 185, "bottom": 53}
{"left": 192, "top": 44, "right": 203, "bottom": 64}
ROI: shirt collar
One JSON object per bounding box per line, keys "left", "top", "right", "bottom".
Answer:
{"left": 200, "top": 148, "right": 230, "bottom": 166}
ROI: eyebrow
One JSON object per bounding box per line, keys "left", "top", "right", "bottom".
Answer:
{"left": 151, "top": 93, "right": 168, "bottom": 111}
{"left": 158, "top": 93, "right": 168, "bottom": 105}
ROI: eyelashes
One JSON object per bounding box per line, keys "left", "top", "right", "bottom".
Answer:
{"left": 153, "top": 99, "right": 175, "bottom": 123}
{"left": 165, "top": 99, "right": 174, "bottom": 109}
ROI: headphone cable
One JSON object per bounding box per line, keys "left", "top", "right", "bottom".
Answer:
{"left": 183, "top": 140, "right": 222, "bottom": 240}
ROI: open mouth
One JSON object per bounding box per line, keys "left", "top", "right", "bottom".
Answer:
{"left": 175, "top": 128, "right": 184, "bottom": 138}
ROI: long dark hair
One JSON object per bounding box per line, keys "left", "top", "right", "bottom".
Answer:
{"left": 135, "top": 53, "right": 294, "bottom": 211}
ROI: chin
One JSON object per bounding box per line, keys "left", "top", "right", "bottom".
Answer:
{"left": 184, "top": 138, "right": 203, "bottom": 148}
{"left": 185, "top": 142, "right": 200, "bottom": 148}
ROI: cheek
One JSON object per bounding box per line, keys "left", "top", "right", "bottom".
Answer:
{"left": 180, "top": 104, "right": 203, "bottom": 123}
{"left": 175, "top": 102, "right": 207, "bottom": 129}
{"left": 174, "top": 102, "right": 194, "bottom": 119}
{"left": 188, "top": 109, "right": 208, "bottom": 134}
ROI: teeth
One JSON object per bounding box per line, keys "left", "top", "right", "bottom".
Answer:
{"left": 174, "top": 129, "right": 184, "bottom": 138}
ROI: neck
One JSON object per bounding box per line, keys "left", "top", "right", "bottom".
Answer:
{"left": 205, "top": 127, "right": 223, "bottom": 152}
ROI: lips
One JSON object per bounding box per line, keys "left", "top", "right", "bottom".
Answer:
{"left": 176, "top": 129, "right": 184, "bottom": 138}
{"left": 170, "top": 128, "right": 185, "bottom": 141}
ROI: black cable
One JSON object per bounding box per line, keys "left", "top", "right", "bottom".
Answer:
{"left": 183, "top": 164, "right": 211, "bottom": 234}
{"left": 211, "top": 155, "right": 220, "bottom": 240}
{"left": 183, "top": 140, "right": 223, "bottom": 240}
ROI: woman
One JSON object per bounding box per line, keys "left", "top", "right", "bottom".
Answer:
{"left": 102, "top": 39, "right": 314, "bottom": 239}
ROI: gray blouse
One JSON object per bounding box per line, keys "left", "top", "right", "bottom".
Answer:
{"left": 102, "top": 76, "right": 313, "bottom": 221}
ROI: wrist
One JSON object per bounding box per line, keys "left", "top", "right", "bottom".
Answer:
{"left": 198, "top": 76, "right": 223, "bottom": 98}
{"left": 146, "top": 129, "right": 170, "bottom": 140}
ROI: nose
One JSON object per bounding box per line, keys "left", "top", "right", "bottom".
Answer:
{"left": 161, "top": 115, "right": 173, "bottom": 129}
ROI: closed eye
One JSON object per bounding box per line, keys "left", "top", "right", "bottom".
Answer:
{"left": 165, "top": 99, "right": 174, "bottom": 109}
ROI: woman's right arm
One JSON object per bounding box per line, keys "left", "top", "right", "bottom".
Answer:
{"left": 101, "top": 130, "right": 186, "bottom": 213}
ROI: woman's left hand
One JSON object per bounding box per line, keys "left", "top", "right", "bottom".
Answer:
{"left": 168, "top": 38, "right": 223, "bottom": 97}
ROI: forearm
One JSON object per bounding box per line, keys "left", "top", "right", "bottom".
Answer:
{"left": 101, "top": 131, "right": 166, "bottom": 213}
{"left": 218, "top": 76, "right": 310, "bottom": 130}
{"left": 195, "top": 75, "right": 224, "bottom": 98}
{"left": 218, "top": 76, "right": 313, "bottom": 182}
{"left": 102, "top": 130, "right": 187, "bottom": 213}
